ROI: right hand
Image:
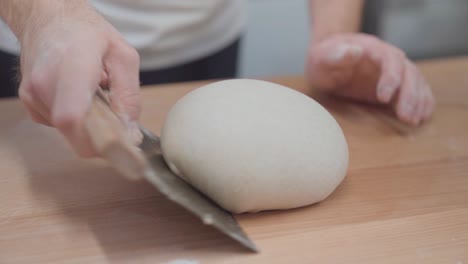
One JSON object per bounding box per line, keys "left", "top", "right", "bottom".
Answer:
{"left": 306, "top": 33, "right": 435, "bottom": 126}
{"left": 18, "top": 4, "right": 141, "bottom": 157}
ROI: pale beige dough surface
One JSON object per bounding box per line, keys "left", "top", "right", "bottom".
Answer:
{"left": 161, "top": 79, "right": 349, "bottom": 213}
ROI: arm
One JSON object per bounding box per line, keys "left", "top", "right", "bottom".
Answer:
{"left": 0, "top": 0, "right": 142, "bottom": 157}
{"left": 0, "top": 1, "right": 89, "bottom": 43}
{"left": 309, "top": 0, "right": 364, "bottom": 42}
{"left": 0, "top": 0, "right": 37, "bottom": 41}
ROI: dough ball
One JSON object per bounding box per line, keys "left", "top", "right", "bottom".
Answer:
{"left": 161, "top": 79, "right": 348, "bottom": 213}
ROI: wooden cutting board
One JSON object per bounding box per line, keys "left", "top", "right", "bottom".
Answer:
{"left": 1, "top": 56, "right": 467, "bottom": 263}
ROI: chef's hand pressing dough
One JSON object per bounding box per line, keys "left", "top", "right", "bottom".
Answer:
{"left": 161, "top": 79, "right": 348, "bottom": 214}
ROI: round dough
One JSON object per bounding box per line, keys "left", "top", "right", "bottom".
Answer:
{"left": 161, "top": 79, "right": 348, "bottom": 213}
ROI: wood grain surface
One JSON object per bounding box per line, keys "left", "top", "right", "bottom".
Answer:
{"left": 1, "top": 56, "right": 467, "bottom": 263}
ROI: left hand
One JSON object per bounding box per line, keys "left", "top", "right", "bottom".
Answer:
{"left": 306, "top": 33, "right": 435, "bottom": 126}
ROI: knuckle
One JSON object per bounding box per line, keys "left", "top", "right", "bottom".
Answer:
{"left": 397, "top": 49, "right": 407, "bottom": 60}
{"left": 51, "top": 110, "right": 80, "bottom": 133}
{"left": 366, "top": 34, "right": 380, "bottom": 43}
{"left": 381, "top": 66, "right": 403, "bottom": 87}
{"left": 28, "top": 69, "right": 52, "bottom": 96}
{"left": 390, "top": 46, "right": 406, "bottom": 60}
{"left": 113, "top": 89, "right": 141, "bottom": 118}
{"left": 359, "top": 33, "right": 380, "bottom": 45}
{"left": 18, "top": 82, "right": 34, "bottom": 104}
{"left": 384, "top": 71, "right": 402, "bottom": 87}
{"left": 30, "top": 114, "right": 43, "bottom": 124}
{"left": 30, "top": 112, "right": 49, "bottom": 126}
{"left": 77, "top": 147, "right": 97, "bottom": 158}
{"left": 119, "top": 44, "right": 140, "bottom": 66}
{"left": 397, "top": 108, "right": 412, "bottom": 124}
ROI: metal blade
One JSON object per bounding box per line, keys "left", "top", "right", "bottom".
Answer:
{"left": 139, "top": 127, "right": 258, "bottom": 252}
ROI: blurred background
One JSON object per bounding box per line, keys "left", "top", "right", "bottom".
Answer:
{"left": 240, "top": 0, "right": 468, "bottom": 78}
{"left": 1, "top": 0, "right": 468, "bottom": 98}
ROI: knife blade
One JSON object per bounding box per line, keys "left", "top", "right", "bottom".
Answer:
{"left": 85, "top": 89, "right": 258, "bottom": 252}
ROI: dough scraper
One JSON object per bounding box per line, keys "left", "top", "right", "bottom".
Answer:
{"left": 84, "top": 89, "right": 258, "bottom": 252}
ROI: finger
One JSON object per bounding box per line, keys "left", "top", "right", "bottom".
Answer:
{"left": 422, "top": 83, "right": 436, "bottom": 121}
{"left": 395, "top": 61, "right": 419, "bottom": 125}
{"left": 307, "top": 42, "right": 363, "bottom": 90}
{"left": 99, "top": 70, "right": 109, "bottom": 89}
{"left": 24, "top": 103, "right": 52, "bottom": 126}
{"left": 105, "top": 44, "right": 142, "bottom": 144}
{"left": 411, "top": 76, "right": 427, "bottom": 126}
{"left": 366, "top": 45, "right": 405, "bottom": 103}
{"left": 51, "top": 50, "right": 102, "bottom": 158}
{"left": 18, "top": 82, "right": 52, "bottom": 126}
{"left": 418, "top": 87, "right": 430, "bottom": 123}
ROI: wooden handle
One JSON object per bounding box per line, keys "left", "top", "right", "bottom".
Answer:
{"left": 85, "top": 90, "right": 147, "bottom": 180}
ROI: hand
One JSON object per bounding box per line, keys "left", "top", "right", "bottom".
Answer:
{"left": 18, "top": 4, "right": 141, "bottom": 157}
{"left": 306, "top": 33, "right": 435, "bottom": 126}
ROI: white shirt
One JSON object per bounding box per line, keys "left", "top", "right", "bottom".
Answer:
{"left": 0, "top": 0, "right": 246, "bottom": 70}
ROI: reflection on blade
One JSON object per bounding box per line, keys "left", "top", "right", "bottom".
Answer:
{"left": 139, "top": 127, "right": 258, "bottom": 252}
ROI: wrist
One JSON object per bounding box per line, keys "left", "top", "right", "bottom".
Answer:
{"left": 309, "top": 0, "right": 364, "bottom": 44}
{"left": 312, "top": 24, "right": 360, "bottom": 44}
{"left": 12, "top": 1, "right": 91, "bottom": 47}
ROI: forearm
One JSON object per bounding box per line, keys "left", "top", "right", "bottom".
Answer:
{"left": 309, "top": 0, "right": 364, "bottom": 42}
{"left": 0, "top": 0, "right": 90, "bottom": 44}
